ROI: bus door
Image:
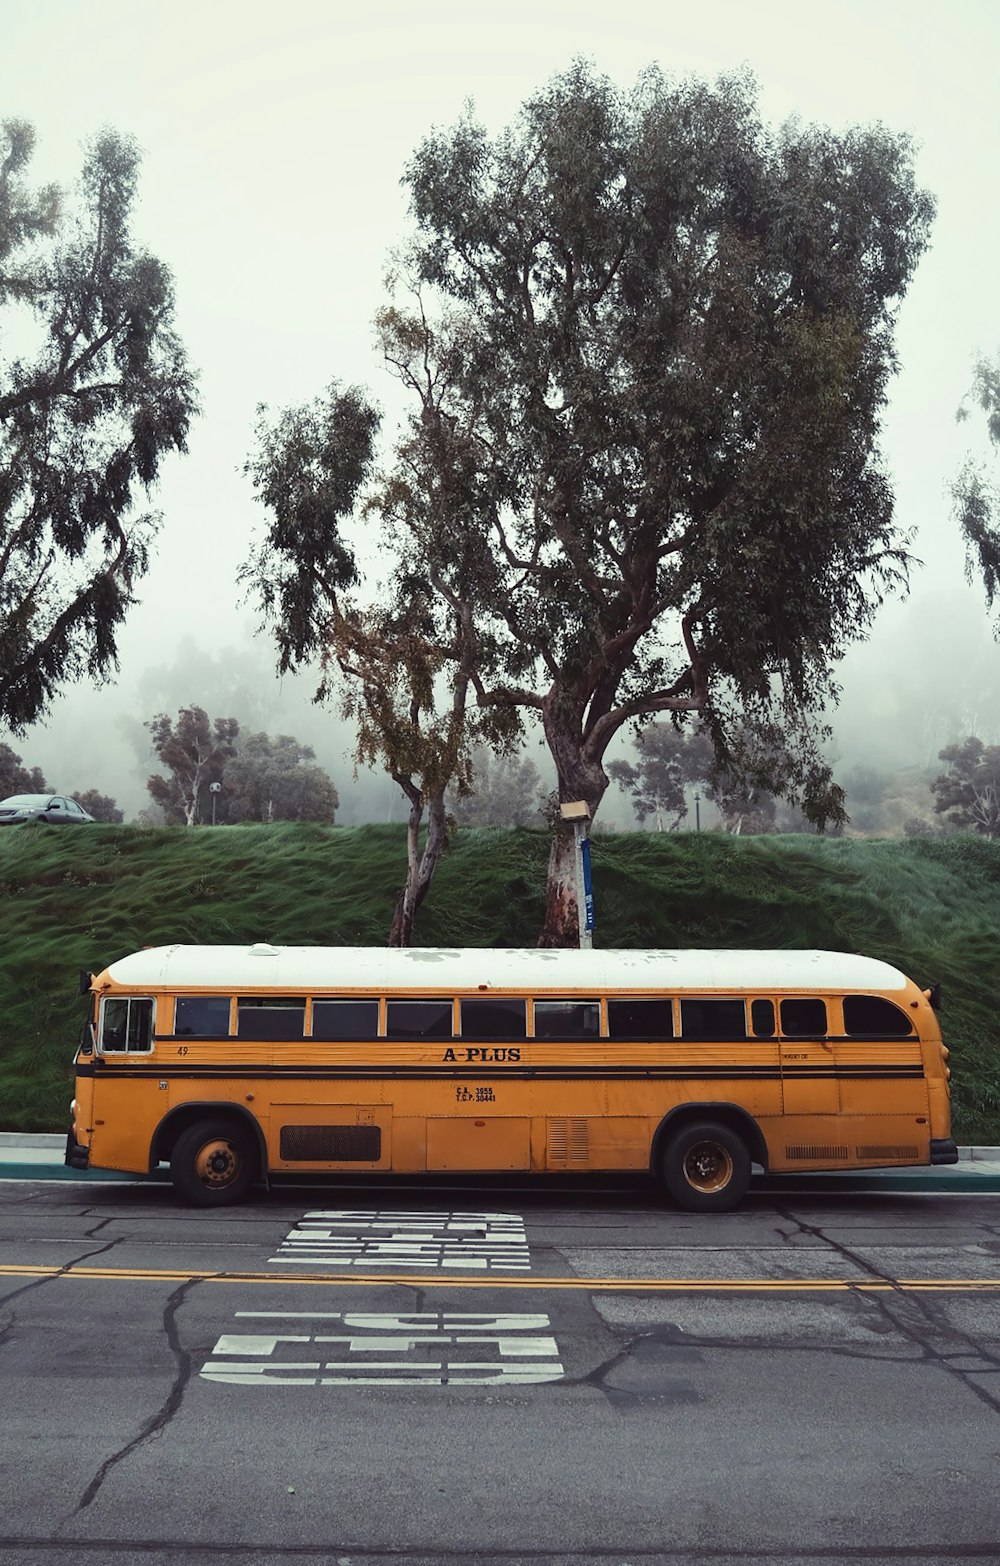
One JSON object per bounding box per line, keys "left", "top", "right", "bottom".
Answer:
{"left": 72, "top": 1008, "right": 98, "bottom": 1144}
{"left": 777, "top": 996, "right": 839, "bottom": 1116}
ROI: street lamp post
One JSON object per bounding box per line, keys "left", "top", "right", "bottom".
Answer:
{"left": 209, "top": 781, "right": 221, "bottom": 826}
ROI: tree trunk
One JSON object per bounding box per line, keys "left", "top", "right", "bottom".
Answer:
{"left": 388, "top": 787, "right": 448, "bottom": 947}
{"left": 539, "top": 822, "right": 583, "bottom": 947}
{"left": 538, "top": 708, "right": 608, "bottom": 947}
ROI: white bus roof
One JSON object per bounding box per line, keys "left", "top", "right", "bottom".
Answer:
{"left": 102, "top": 945, "right": 913, "bottom": 994}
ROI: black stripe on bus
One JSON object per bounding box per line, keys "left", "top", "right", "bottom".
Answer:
{"left": 79, "top": 1062, "right": 925, "bottom": 1081}
{"left": 153, "top": 1032, "right": 916, "bottom": 1046}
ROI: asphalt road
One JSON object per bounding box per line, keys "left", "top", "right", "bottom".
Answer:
{"left": 1, "top": 1178, "right": 999, "bottom": 1566}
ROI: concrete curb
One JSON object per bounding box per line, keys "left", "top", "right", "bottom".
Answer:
{"left": 0, "top": 1133, "right": 65, "bottom": 1147}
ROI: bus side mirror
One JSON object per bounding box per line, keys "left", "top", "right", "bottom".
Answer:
{"left": 923, "top": 983, "right": 941, "bottom": 1012}
{"left": 79, "top": 970, "right": 93, "bottom": 995}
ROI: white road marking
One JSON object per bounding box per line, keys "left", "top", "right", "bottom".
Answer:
{"left": 199, "top": 1311, "right": 563, "bottom": 1386}
{"left": 269, "top": 1210, "right": 531, "bottom": 1271}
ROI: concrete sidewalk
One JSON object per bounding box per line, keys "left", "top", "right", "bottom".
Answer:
{"left": 2, "top": 1131, "right": 1000, "bottom": 1191}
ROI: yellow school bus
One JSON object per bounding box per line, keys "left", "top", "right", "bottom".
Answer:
{"left": 65, "top": 943, "right": 956, "bottom": 1211}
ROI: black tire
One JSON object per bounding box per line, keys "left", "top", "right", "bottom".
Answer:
{"left": 661, "top": 1119, "right": 751, "bottom": 1213}
{"left": 170, "top": 1118, "right": 259, "bottom": 1207}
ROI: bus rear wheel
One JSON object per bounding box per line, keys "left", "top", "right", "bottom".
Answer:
{"left": 661, "top": 1120, "right": 751, "bottom": 1213}
{"left": 170, "top": 1118, "right": 258, "bottom": 1207}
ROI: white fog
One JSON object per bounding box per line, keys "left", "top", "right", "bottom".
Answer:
{"left": 3, "top": 0, "right": 999, "bottom": 826}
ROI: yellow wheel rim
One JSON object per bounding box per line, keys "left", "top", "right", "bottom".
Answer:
{"left": 194, "top": 1138, "right": 239, "bottom": 1188}
{"left": 683, "top": 1140, "right": 734, "bottom": 1194}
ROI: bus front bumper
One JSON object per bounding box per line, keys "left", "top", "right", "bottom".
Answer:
{"left": 930, "top": 1137, "right": 959, "bottom": 1165}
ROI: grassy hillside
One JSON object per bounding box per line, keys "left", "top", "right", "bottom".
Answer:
{"left": 1, "top": 821, "right": 998, "bottom": 1140}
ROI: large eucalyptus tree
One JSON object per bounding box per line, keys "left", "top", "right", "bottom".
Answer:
{"left": 247, "top": 62, "right": 934, "bottom": 945}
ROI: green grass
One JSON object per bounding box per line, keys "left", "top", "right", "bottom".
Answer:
{"left": 1, "top": 822, "right": 998, "bottom": 1141}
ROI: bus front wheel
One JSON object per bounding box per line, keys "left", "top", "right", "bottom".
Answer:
{"left": 661, "top": 1120, "right": 751, "bottom": 1213}
{"left": 170, "top": 1118, "right": 258, "bottom": 1207}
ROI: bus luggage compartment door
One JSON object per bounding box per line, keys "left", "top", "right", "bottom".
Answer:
{"left": 780, "top": 1043, "right": 839, "bottom": 1116}
{"left": 426, "top": 1117, "right": 531, "bottom": 1171}
{"left": 271, "top": 1104, "right": 391, "bottom": 1170}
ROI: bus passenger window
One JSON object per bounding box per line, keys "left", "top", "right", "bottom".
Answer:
{"left": 533, "top": 1001, "right": 600, "bottom": 1040}
{"left": 780, "top": 998, "right": 827, "bottom": 1036}
{"left": 100, "top": 997, "right": 153, "bottom": 1052}
{"left": 313, "top": 1000, "right": 379, "bottom": 1040}
{"left": 607, "top": 999, "right": 673, "bottom": 1040}
{"left": 386, "top": 1000, "right": 453, "bottom": 1040}
{"left": 679, "top": 999, "right": 747, "bottom": 1041}
{"left": 460, "top": 998, "right": 526, "bottom": 1039}
{"left": 175, "top": 996, "right": 230, "bottom": 1037}
{"left": 751, "top": 999, "right": 775, "bottom": 1037}
{"left": 843, "top": 995, "right": 914, "bottom": 1036}
{"left": 237, "top": 997, "right": 305, "bottom": 1040}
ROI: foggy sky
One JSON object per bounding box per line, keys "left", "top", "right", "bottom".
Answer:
{"left": 2, "top": 0, "right": 999, "bottom": 818}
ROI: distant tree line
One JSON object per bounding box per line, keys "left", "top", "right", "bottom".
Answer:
{"left": 144, "top": 705, "right": 339, "bottom": 826}
{"left": 603, "top": 727, "right": 1000, "bottom": 841}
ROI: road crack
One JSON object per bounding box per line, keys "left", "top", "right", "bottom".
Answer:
{"left": 64, "top": 1277, "right": 200, "bottom": 1519}
{"left": 774, "top": 1204, "right": 1000, "bottom": 1416}
{"left": 0, "top": 1237, "right": 120, "bottom": 1310}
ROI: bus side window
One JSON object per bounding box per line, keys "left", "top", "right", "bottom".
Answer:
{"left": 175, "top": 996, "right": 230, "bottom": 1037}
{"left": 679, "top": 999, "right": 748, "bottom": 1041}
{"left": 843, "top": 995, "right": 914, "bottom": 1036}
{"left": 533, "top": 1001, "right": 601, "bottom": 1039}
{"left": 751, "top": 999, "right": 775, "bottom": 1037}
{"left": 237, "top": 997, "right": 305, "bottom": 1040}
{"left": 460, "top": 998, "right": 527, "bottom": 1039}
{"left": 100, "top": 997, "right": 154, "bottom": 1052}
{"left": 606, "top": 999, "right": 674, "bottom": 1040}
{"left": 780, "top": 998, "right": 827, "bottom": 1037}
{"left": 386, "top": 1000, "right": 453, "bottom": 1040}
{"left": 312, "top": 1000, "right": 379, "bottom": 1040}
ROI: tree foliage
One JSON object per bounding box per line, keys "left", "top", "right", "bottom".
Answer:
{"left": 146, "top": 706, "right": 239, "bottom": 826}
{"left": 328, "top": 599, "right": 506, "bottom": 944}
{"left": 931, "top": 737, "right": 1000, "bottom": 837}
{"left": 224, "top": 732, "right": 339, "bottom": 824}
{"left": 0, "top": 119, "right": 198, "bottom": 732}
{"left": 450, "top": 743, "right": 547, "bottom": 827}
{"left": 608, "top": 724, "right": 713, "bottom": 830}
{"left": 74, "top": 788, "right": 123, "bottom": 823}
{"left": 0, "top": 740, "right": 47, "bottom": 796}
{"left": 244, "top": 385, "right": 517, "bottom": 944}
{"left": 954, "top": 355, "right": 1000, "bottom": 633}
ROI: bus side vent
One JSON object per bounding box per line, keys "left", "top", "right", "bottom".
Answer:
{"left": 548, "top": 1118, "right": 589, "bottom": 1166}
{"left": 857, "top": 1145, "right": 918, "bottom": 1161}
{"left": 785, "top": 1145, "right": 849, "bottom": 1161}
{"left": 280, "top": 1125, "right": 381, "bottom": 1162}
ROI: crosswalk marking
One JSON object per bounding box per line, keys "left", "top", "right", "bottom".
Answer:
{"left": 199, "top": 1311, "right": 564, "bottom": 1386}
{"left": 269, "top": 1210, "right": 531, "bottom": 1271}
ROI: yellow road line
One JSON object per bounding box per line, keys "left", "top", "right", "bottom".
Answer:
{"left": 1, "top": 1262, "right": 999, "bottom": 1292}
